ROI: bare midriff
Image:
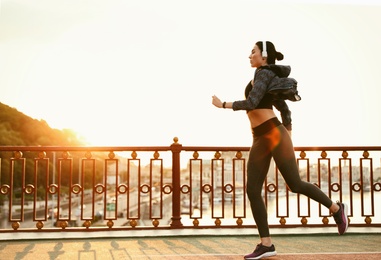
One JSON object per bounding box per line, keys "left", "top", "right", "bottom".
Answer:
{"left": 247, "top": 109, "right": 277, "bottom": 129}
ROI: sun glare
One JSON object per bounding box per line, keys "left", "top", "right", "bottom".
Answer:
{"left": 1, "top": 0, "right": 381, "bottom": 147}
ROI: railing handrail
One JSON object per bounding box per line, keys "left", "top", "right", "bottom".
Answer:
{"left": 2, "top": 145, "right": 381, "bottom": 152}
{"left": 0, "top": 146, "right": 172, "bottom": 152}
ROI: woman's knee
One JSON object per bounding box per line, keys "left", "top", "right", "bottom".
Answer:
{"left": 246, "top": 186, "right": 262, "bottom": 201}
{"left": 288, "top": 185, "right": 302, "bottom": 194}
{"left": 287, "top": 181, "right": 309, "bottom": 194}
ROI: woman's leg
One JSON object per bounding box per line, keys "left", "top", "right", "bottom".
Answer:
{"left": 246, "top": 136, "right": 273, "bottom": 240}
{"left": 270, "top": 125, "right": 333, "bottom": 208}
{"left": 270, "top": 125, "right": 349, "bottom": 234}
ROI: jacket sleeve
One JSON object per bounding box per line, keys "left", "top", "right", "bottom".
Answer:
{"left": 272, "top": 99, "right": 292, "bottom": 130}
{"left": 232, "top": 69, "right": 274, "bottom": 111}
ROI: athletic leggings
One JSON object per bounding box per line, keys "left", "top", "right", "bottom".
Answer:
{"left": 246, "top": 117, "right": 333, "bottom": 238}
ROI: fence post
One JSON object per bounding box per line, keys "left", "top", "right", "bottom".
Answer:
{"left": 170, "top": 137, "right": 183, "bottom": 228}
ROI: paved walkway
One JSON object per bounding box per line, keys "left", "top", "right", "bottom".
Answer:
{"left": 1, "top": 232, "right": 381, "bottom": 260}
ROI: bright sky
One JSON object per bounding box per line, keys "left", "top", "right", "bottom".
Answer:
{"left": 1, "top": 0, "right": 381, "bottom": 147}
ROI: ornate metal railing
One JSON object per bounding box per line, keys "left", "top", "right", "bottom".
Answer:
{"left": 1, "top": 138, "right": 380, "bottom": 234}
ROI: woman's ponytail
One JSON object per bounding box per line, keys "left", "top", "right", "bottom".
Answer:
{"left": 276, "top": 51, "right": 284, "bottom": 61}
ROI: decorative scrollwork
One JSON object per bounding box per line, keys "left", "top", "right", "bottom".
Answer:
{"left": 48, "top": 184, "right": 59, "bottom": 194}
{"left": 106, "top": 220, "right": 114, "bottom": 228}
{"left": 85, "top": 151, "right": 92, "bottom": 159}
{"left": 118, "top": 184, "right": 128, "bottom": 194}
{"left": 0, "top": 185, "right": 10, "bottom": 195}
{"left": 24, "top": 184, "right": 35, "bottom": 194}
{"left": 162, "top": 184, "right": 172, "bottom": 194}
{"left": 130, "top": 219, "right": 137, "bottom": 227}
{"left": 202, "top": 184, "right": 212, "bottom": 193}
{"left": 140, "top": 184, "right": 151, "bottom": 194}
{"left": 330, "top": 182, "right": 341, "bottom": 192}
{"left": 108, "top": 151, "right": 115, "bottom": 159}
{"left": 14, "top": 151, "right": 23, "bottom": 159}
{"left": 152, "top": 219, "right": 159, "bottom": 227}
{"left": 57, "top": 220, "right": 68, "bottom": 229}
{"left": 83, "top": 220, "right": 92, "bottom": 228}
{"left": 180, "top": 185, "right": 190, "bottom": 194}
{"left": 95, "top": 184, "right": 105, "bottom": 194}
{"left": 62, "top": 151, "right": 70, "bottom": 159}
{"left": 12, "top": 222, "right": 20, "bottom": 230}
{"left": 352, "top": 182, "right": 361, "bottom": 192}
{"left": 38, "top": 151, "right": 46, "bottom": 159}
{"left": 71, "top": 184, "right": 82, "bottom": 195}
{"left": 224, "top": 184, "right": 234, "bottom": 193}
{"left": 235, "top": 151, "right": 242, "bottom": 159}
{"left": 266, "top": 183, "right": 277, "bottom": 193}
{"left": 36, "top": 221, "right": 44, "bottom": 229}
{"left": 374, "top": 182, "right": 381, "bottom": 192}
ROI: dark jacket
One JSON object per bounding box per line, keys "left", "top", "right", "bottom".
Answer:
{"left": 232, "top": 65, "right": 295, "bottom": 130}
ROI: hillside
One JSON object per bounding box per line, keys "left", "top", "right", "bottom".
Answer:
{"left": 0, "top": 102, "right": 84, "bottom": 146}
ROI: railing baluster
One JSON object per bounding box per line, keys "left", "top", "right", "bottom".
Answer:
{"left": 170, "top": 138, "right": 183, "bottom": 228}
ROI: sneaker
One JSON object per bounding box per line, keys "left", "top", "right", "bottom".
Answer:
{"left": 244, "top": 243, "right": 277, "bottom": 259}
{"left": 333, "top": 201, "right": 348, "bottom": 235}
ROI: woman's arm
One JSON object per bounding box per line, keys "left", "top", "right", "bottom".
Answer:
{"left": 212, "top": 95, "right": 233, "bottom": 109}
{"left": 231, "top": 69, "right": 274, "bottom": 111}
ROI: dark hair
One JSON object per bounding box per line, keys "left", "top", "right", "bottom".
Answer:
{"left": 256, "top": 41, "right": 284, "bottom": 64}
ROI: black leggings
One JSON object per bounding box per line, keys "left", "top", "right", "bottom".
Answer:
{"left": 246, "top": 117, "right": 333, "bottom": 238}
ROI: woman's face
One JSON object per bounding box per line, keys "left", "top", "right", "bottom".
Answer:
{"left": 248, "top": 44, "right": 266, "bottom": 68}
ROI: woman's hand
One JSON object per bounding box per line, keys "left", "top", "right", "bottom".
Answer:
{"left": 212, "top": 95, "right": 223, "bottom": 108}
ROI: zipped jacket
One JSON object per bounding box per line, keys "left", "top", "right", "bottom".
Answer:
{"left": 232, "top": 65, "right": 295, "bottom": 130}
